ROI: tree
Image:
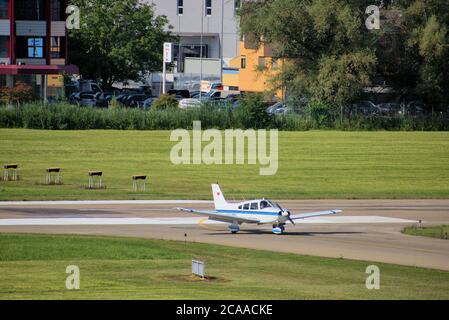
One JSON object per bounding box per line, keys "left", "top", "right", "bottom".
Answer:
{"left": 69, "top": 0, "right": 175, "bottom": 89}
{"left": 399, "top": 0, "right": 449, "bottom": 108}
{"left": 239, "top": 0, "right": 378, "bottom": 108}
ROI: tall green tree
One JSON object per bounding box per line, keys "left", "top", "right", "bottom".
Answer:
{"left": 240, "top": 0, "right": 378, "bottom": 107}
{"left": 69, "top": 0, "right": 175, "bottom": 89}
{"left": 399, "top": 0, "right": 449, "bottom": 108}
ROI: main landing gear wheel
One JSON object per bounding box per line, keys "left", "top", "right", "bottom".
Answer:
{"left": 228, "top": 224, "right": 240, "bottom": 234}
{"left": 272, "top": 224, "right": 286, "bottom": 235}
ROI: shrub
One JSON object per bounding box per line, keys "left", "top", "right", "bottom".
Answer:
{"left": 0, "top": 81, "right": 34, "bottom": 104}
{"left": 237, "top": 93, "right": 273, "bottom": 129}
{"left": 304, "top": 100, "right": 338, "bottom": 129}
{"left": 151, "top": 94, "right": 178, "bottom": 110}
{"left": 0, "top": 102, "right": 448, "bottom": 131}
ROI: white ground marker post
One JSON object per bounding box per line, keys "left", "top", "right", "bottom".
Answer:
{"left": 132, "top": 175, "right": 147, "bottom": 192}
{"left": 192, "top": 260, "right": 205, "bottom": 279}
{"left": 162, "top": 42, "right": 173, "bottom": 95}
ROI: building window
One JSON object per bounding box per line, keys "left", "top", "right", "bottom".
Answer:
{"left": 16, "top": 0, "right": 45, "bottom": 20}
{"left": 205, "top": 0, "right": 212, "bottom": 16}
{"left": 241, "top": 56, "right": 246, "bottom": 69}
{"left": 234, "top": 0, "right": 241, "bottom": 16}
{"left": 258, "top": 56, "right": 266, "bottom": 68}
{"left": 0, "top": 0, "right": 8, "bottom": 19}
{"left": 177, "top": 0, "right": 183, "bottom": 16}
{"left": 28, "top": 38, "right": 44, "bottom": 58}
{"left": 0, "top": 36, "right": 8, "bottom": 58}
{"left": 51, "top": 0, "right": 63, "bottom": 21}
{"left": 50, "top": 37, "right": 61, "bottom": 58}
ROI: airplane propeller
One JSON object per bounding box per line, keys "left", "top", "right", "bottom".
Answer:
{"left": 286, "top": 211, "right": 295, "bottom": 225}
{"left": 276, "top": 202, "right": 295, "bottom": 225}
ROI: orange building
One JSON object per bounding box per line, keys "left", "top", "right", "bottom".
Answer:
{"left": 223, "top": 36, "right": 283, "bottom": 99}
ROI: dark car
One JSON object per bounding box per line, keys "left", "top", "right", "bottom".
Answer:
{"left": 352, "top": 101, "right": 379, "bottom": 116}
{"left": 168, "top": 90, "right": 190, "bottom": 99}
{"left": 405, "top": 101, "right": 428, "bottom": 116}
{"left": 377, "top": 102, "right": 401, "bottom": 116}
{"left": 125, "top": 94, "right": 152, "bottom": 107}
{"left": 78, "top": 92, "right": 97, "bottom": 107}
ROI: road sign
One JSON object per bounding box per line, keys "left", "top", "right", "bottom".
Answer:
{"left": 163, "top": 42, "right": 173, "bottom": 63}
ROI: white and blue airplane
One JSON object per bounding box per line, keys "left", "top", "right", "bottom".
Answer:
{"left": 177, "top": 184, "right": 342, "bottom": 235}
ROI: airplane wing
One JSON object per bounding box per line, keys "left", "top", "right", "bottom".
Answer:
{"left": 290, "top": 210, "right": 342, "bottom": 221}
{"left": 176, "top": 207, "right": 261, "bottom": 224}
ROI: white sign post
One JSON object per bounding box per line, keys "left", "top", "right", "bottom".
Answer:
{"left": 192, "top": 260, "right": 205, "bottom": 279}
{"left": 162, "top": 42, "right": 173, "bottom": 95}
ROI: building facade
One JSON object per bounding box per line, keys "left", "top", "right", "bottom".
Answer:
{"left": 0, "top": 0, "right": 78, "bottom": 100}
{"left": 147, "top": 0, "right": 240, "bottom": 73}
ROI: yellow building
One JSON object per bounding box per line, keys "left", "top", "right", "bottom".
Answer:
{"left": 222, "top": 56, "right": 241, "bottom": 91}
{"left": 223, "top": 37, "right": 283, "bottom": 99}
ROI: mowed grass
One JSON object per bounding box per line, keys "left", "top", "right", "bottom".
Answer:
{"left": 0, "top": 129, "right": 449, "bottom": 200}
{"left": 0, "top": 233, "right": 448, "bottom": 300}
{"left": 403, "top": 225, "right": 449, "bottom": 240}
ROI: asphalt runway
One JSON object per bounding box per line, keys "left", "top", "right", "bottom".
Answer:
{"left": 0, "top": 200, "right": 448, "bottom": 271}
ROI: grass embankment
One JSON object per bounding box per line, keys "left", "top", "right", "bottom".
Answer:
{"left": 403, "top": 225, "right": 449, "bottom": 240}
{"left": 1, "top": 129, "right": 449, "bottom": 200}
{"left": 0, "top": 233, "right": 448, "bottom": 300}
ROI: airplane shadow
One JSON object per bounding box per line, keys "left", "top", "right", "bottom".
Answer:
{"left": 204, "top": 230, "right": 364, "bottom": 237}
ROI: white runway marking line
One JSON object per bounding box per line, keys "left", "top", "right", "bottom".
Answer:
{"left": 0, "top": 200, "right": 213, "bottom": 206}
{"left": 0, "top": 216, "right": 416, "bottom": 226}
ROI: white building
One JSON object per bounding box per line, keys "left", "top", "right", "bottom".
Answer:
{"left": 146, "top": 0, "right": 240, "bottom": 73}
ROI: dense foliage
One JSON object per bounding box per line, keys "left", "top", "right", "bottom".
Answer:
{"left": 0, "top": 103, "right": 447, "bottom": 131}
{"left": 240, "top": 0, "right": 449, "bottom": 110}
{"left": 69, "top": 0, "right": 176, "bottom": 89}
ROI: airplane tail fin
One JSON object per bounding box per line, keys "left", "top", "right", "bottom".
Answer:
{"left": 212, "top": 184, "right": 227, "bottom": 209}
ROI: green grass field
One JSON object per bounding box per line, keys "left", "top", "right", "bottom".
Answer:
{"left": 1, "top": 129, "right": 449, "bottom": 200}
{"left": 403, "top": 225, "right": 449, "bottom": 240}
{"left": 0, "top": 233, "right": 448, "bottom": 300}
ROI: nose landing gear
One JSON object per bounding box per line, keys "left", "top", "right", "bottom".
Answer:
{"left": 272, "top": 224, "right": 286, "bottom": 235}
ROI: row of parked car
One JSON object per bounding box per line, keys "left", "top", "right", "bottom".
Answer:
{"left": 265, "top": 100, "right": 434, "bottom": 116}
{"left": 352, "top": 101, "right": 429, "bottom": 116}
{"left": 66, "top": 81, "right": 442, "bottom": 116}
{"left": 68, "top": 86, "right": 244, "bottom": 110}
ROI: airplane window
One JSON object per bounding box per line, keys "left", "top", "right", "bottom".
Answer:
{"left": 260, "top": 201, "right": 271, "bottom": 209}
{"left": 250, "top": 202, "right": 258, "bottom": 210}
{"left": 243, "top": 203, "right": 249, "bottom": 210}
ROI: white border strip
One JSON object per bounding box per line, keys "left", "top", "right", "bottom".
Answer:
{"left": 0, "top": 216, "right": 415, "bottom": 226}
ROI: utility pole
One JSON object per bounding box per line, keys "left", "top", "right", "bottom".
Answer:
{"left": 220, "top": 0, "right": 224, "bottom": 83}
{"left": 200, "top": 0, "right": 204, "bottom": 101}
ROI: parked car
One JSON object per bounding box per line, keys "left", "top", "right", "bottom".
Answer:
{"left": 125, "top": 94, "right": 152, "bottom": 107}
{"left": 405, "top": 101, "right": 427, "bottom": 116}
{"left": 179, "top": 98, "right": 203, "bottom": 109}
{"left": 352, "top": 100, "right": 379, "bottom": 116}
{"left": 190, "top": 91, "right": 208, "bottom": 99}
{"left": 141, "top": 97, "right": 155, "bottom": 110}
{"left": 65, "top": 80, "right": 102, "bottom": 97}
{"left": 377, "top": 102, "right": 401, "bottom": 116}
{"left": 168, "top": 90, "right": 190, "bottom": 99}
{"left": 78, "top": 92, "right": 97, "bottom": 107}
{"left": 179, "top": 90, "right": 238, "bottom": 109}
{"left": 266, "top": 102, "right": 288, "bottom": 115}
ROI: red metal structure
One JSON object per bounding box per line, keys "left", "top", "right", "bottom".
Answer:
{"left": 0, "top": 0, "right": 78, "bottom": 97}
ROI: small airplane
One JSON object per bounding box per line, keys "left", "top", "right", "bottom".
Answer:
{"left": 176, "top": 184, "right": 342, "bottom": 235}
